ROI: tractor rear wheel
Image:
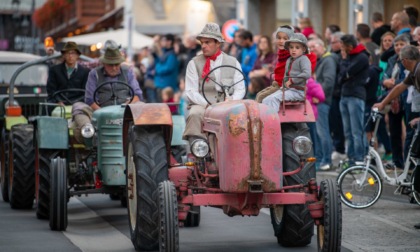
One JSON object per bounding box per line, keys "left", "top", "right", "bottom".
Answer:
{"left": 184, "top": 205, "right": 201, "bottom": 227}
{"left": 317, "top": 179, "right": 342, "bottom": 251}
{"left": 271, "top": 123, "right": 315, "bottom": 247}
{"left": 171, "top": 145, "right": 186, "bottom": 164}
{"left": 9, "top": 124, "right": 35, "bottom": 209}
{"left": 49, "top": 157, "right": 68, "bottom": 231}
{"left": 126, "top": 126, "right": 168, "bottom": 251}
{"left": 1, "top": 129, "right": 9, "bottom": 202}
{"left": 158, "top": 181, "right": 179, "bottom": 252}
{"left": 36, "top": 149, "right": 59, "bottom": 219}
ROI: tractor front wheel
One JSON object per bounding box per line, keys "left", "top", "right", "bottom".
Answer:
{"left": 9, "top": 124, "right": 35, "bottom": 209}
{"left": 126, "top": 126, "right": 168, "bottom": 251}
{"left": 317, "top": 179, "right": 342, "bottom": 251}
{"left": 36, "top": 149, "right": 59, "bottom": 219}
{"left": 158, "top": 181, "right": 179, "bottom": 252}
{"left": 49, "top": 157, "right": 68, "bottom": 231}
{"left": 271, "top": 123, "right": 315, "bottom": 247}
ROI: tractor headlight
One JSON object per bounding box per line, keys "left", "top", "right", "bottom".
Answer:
{"left": 292, "top": 136, "right": 312, "bottom": 155}
{"left": 190, "top": 139, "right": 209, "bottom": 158}
{"left": 81, "top": 123, "right": 95, "bottom": 138}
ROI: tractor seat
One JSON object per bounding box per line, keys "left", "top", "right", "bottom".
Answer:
{"left": 280, "top": 86, "right": 307, "bottom": 116}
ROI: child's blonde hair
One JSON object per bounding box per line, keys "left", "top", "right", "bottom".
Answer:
{"left": 162, "top": 87, "right": 174, "bottom": 100}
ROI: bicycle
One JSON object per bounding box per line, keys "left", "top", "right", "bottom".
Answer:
{"left": 336, "top": 108, "right": 420, "bottom": 209}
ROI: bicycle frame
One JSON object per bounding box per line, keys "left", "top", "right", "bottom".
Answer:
{"left": 361, "top": 110, "right": 419, "bottom": 189}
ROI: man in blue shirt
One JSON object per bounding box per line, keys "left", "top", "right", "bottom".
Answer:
{"left": 238, "top": 30, "right": 258, "bottom": 86}
{"left": 153, "top": 34, "right": 179, "bottom": 101}
{"left": 72, "top": 47, "right": 143, "bottom": 143}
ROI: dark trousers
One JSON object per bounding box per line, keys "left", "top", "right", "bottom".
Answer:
{"left": 388, "top": 110, "right": 404, "bottom": 168}
{"left": 329, "top": 97, "right": 346, "bottom": 154}
{"left": 377, "top": 119, "right": 392, "bottom": 154}
{"left": 308, "top": 122, "right": 321, "bottom": 168}
{"left": 404, "top": 101, "right": 420, "bottom": 162}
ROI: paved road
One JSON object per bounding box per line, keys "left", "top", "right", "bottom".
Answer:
{"left": 0, "top": 172, "right": 419, "bottom": 251}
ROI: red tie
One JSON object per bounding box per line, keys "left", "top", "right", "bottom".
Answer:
{"left": 202, "top": 50, "right": 222, "bottom": 82}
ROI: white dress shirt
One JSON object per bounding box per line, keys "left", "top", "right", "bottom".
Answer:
{"left": 185, "top": 54, "right": 246, "bottom": 106}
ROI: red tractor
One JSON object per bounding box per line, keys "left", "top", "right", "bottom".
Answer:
{"left": 122, "top": 66, "right": 342, "bottom": 251}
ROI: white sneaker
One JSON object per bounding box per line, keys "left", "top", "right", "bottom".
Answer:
{"left": 355, "top": 161, "right": 365, "bottom": 166}
{"left": 319, "top": 164, "right": 330, "bottom": 171}
{"left": 331, "top": 151, "right": 347, "bottom": 161}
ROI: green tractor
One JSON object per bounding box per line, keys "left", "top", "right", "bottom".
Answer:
{"left": 35, "top": 79, "right": 187, "bottom": 231}
{"left": 0, "top": 52, "right": 56, "bottom": 208}
{"left": 0, "top": 53, "right": 92, "bottom": 211}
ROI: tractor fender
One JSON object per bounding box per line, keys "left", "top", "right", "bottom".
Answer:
{"left": 4, "top": 116, "right": 27, "bottom": 131}
{"left": 123, "top": 103, "right": 173, "bottom": 159}
{"left": 33, "top": 116, "right": 68, "bottom": 149}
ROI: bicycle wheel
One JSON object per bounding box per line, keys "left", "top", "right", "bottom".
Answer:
{"left": 411, "top": 166, "right": 420, "bottom": 205}
{"left": 337, "top": 165, "right": 382, "bottom": 209}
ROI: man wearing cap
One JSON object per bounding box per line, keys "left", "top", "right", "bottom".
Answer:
{"left": 182, "top": 22, "right": 246, "bottom": 144}
{"left": 46, "top": 41, "right": 90, "bottom": 104}
{"left": 71, "top": 47, "right": 143, "bottom": 143}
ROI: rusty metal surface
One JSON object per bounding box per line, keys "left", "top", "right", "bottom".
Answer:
{"left": 202, "top": 100, "right": 282, "bottom": 193}
{"left": 168, "top": 167, "right": 192, "bottom": 187}
{"left": 181, "top": 192, "right": 315, "bottom": 207}
{"left": 123, "top": 103, "right": 173, "bottom": 164}
{"left": 278, "top": 100, "right": 315, "bottom": 123}
{"left": 126, "top": 103, "right": 173, "bottom": 126}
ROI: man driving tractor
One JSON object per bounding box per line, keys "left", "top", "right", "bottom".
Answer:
{"left": 183, "top": 22, "right": 246, "bottom": 145}
{"left": 71, "top": 46, "right": 143, "bottom": 143}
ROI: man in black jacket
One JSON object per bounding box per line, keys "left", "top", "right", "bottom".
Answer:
{"left": 46, "top": 41, "right": 90, "bottom": 105}
{"left": 338, "top": 34, "right": 370, "bottom": 165}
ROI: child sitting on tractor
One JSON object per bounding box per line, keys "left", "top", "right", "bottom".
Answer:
{"left": 262, "top": 33, "right": 311, "bottom": 113}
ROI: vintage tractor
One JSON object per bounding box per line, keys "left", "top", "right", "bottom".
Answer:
{"left": 34, "top": 78, "right": 188, "bottom": 232}
{"left": 0, "top": 54, "right": 93, "bottom": 211}
{"left": 32, "top": 80, "right": 139, "bottom": 231}
{"left": 0, "top": 52, "right": 49, "bottom": 207}
{"left": 123, "top": 66, "right": 342, "bottom": 251}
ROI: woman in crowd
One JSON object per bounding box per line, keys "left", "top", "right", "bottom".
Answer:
{"left": 248, "top": 35, "right": 276, "bottom": 88}
{"left": 381, "top": 34, "right": 410, "bottom": 169}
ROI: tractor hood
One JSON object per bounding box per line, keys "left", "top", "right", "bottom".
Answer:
{"left": 203, "top": 100, "right": 282, "bottom": 192}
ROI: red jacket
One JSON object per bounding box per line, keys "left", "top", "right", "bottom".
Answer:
{"left": 274, "top": 50, "right": 317, "bottom": 86}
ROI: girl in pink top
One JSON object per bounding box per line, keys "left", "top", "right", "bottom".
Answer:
{"left": 306, "top": 77, "right": 325, "bottom": 171}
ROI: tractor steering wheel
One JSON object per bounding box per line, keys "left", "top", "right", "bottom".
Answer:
{"left": 201, "top": 65, "right": 246, "bottom": 105}
{"left": 52, "top": 88, "right": 85, "bottom": 105}
{"left": 93, "top": 80, "right": 134, "bottom": 107}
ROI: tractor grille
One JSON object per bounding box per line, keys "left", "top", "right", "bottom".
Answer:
{"left": 97, "top": 124, "right": 125, "bottom": 185}
{"left": 22, "top": 103, "right": 39, "bottom": 118}
{"left": 99, "top": 125, "right": 124, "bottom": 162}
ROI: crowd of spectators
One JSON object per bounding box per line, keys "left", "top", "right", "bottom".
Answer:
{"left": 56, "top": 5, "right": 420, "bottom": 174}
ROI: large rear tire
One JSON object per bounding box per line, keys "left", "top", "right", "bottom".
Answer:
{"left": 317, "top": 179, "right": 342, "bottom": 252}
{"left": 49, "top": 157, "right": 68, "bottom": 231}
{"left": 1, "top": 129, "right": 9, "bottom": 202}
{"left": 271, "top": 123, "right": 315, "bottom": 247}
{"left": 9, "top": 124, "right": 35, "bottom": 209}
{"left": 126, "top": 126, "right": 168, "bottom": 251}
{"left": 36, "top": 149, "right": 59, "bottom": 219}
{"left": 158, "top": 181, "right": 179, "bottom": 252}
{"left": 171, "top": 145, "right": 186, "bottom": 164}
